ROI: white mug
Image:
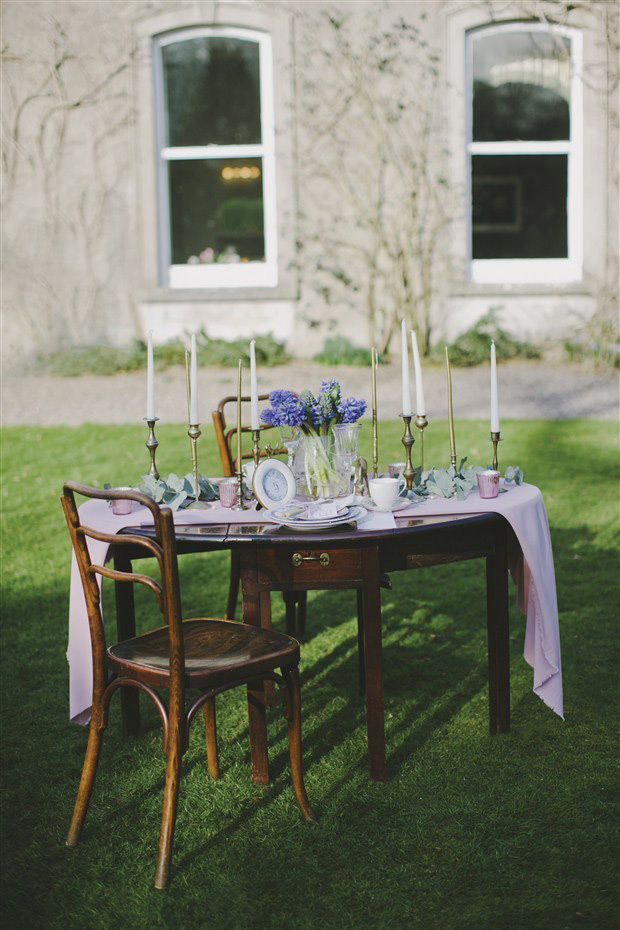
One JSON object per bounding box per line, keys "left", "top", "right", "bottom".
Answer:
{"left": 368, "top": 476, "right": 406, "bottom": 511}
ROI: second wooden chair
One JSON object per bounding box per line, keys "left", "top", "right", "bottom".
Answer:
{"left": 62, "top": 482, "right": 315, "bottom": 889}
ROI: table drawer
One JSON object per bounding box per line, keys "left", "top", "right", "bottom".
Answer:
{"left": 257, "top": 547, "right": 363, "bottom": 588}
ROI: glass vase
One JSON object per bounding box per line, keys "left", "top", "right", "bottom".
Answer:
{"left": 331, "top": 422, "right": 361, "bottom": 483}
{"left": 294, "top": 429, "right": 349, "bottom": 499}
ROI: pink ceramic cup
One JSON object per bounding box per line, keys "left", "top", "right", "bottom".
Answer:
{"left": 476, "top": 470, "right": 500, "bottom": 499}
{"left": 111, "top": 488, "right": 133, "bottom": 515}
{"left": 219, "top": 478, "right": 238, "bottom": 508}
{"left": 388, "top": 462, "right": 406, "bottom": 479}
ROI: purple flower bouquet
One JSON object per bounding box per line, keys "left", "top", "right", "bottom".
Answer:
{"left": 261, "top": 381, "right": 366, "bottom": 497}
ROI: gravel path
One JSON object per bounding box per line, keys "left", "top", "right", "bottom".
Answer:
{"left": 2, "top": 359, "right": 617, "bottom": 426}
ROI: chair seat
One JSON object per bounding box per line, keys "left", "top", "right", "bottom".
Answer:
{"left": 108, "top": 618, "right": 299, "bottom": 688}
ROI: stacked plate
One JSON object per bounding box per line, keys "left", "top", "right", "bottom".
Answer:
{"left": 268, "top": 503, "right": 366, "bottom": 531}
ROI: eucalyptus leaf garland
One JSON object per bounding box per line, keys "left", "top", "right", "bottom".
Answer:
{"left": 136, "top": 461, "right": 523, "bottom": 511}
{"left": 138, "top": 473, "right": 220, "bottom": 511}
{"left": 405, "top": 460, "right": 523, "bottom": 501}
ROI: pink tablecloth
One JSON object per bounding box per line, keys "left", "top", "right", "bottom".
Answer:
{"left": 67, "top": 483, "right": 562, "bottom": 723}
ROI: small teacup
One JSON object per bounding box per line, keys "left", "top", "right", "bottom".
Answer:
{"left": 476, "top": 469, "right": 500, "bottom": 499}
{"left": 388, "top": 462, "right": 406, "bottom": 479}
{"left": 111, "top": 488, "right": 133, "bottom": 515}
{"left": 368, "top": 476, "right": 406, "bottom": 511}
{"left": 219, "top": 478, "right": 239, "bottom": 508}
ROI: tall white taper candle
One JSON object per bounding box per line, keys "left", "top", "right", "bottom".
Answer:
{"left": 189, "top": 334, "right": 199, "bottom": 424}
{"left": 401, "top": 320, "right": 412, "bottom": 416}
{"left": 146, "top": 330, "right": 155, "bottom": 420}
{"left": 490, "top": 339, "right": 500, "bottom": 432}
{"left": 249, "top": 339, "right": 259, "bottom": 430}
{"left": 236, "top": 359, "right": 243, "bottom": 475}
{"left": 410, "top": 329, "right": 426, "bottom": 417}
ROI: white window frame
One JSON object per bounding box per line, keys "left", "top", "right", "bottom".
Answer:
{"left": 153, "top": 27, "right": 278, "bottom": 289}
{"left": 466, "top": 22, "right": 583, "bottom": 285}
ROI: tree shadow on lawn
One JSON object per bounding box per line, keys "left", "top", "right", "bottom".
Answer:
{"left": 2, "top": 521, "right": 618, "bottom": 927}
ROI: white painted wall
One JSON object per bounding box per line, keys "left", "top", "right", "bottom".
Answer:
{"left": 1, "top": 0, "right": 616, "bottom": 365}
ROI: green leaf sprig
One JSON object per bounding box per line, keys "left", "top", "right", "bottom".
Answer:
{"left": 138, "top": 473, "right": 220, "bottom": 511}
{"left": 405, "top": 459, "right": 523, "bottom": 501}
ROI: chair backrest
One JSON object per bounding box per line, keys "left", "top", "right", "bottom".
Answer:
{"left": 212, "top": 393, "right": 290, "bottom": 476}
{"left": 61, "top": 482, "right": 184, "bottom": 696}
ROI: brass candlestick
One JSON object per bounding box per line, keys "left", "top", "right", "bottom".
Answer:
{"left": 186, "top": 423, "right": 210, "bottom": 509}
{"left": 490, "top": 431, "right": 501, "bottom": 471}
{"left": 144, "top": 417, "right": 160, "bottom": 479}
{"left": 232, "top": 359, "right": 246, "bottom": 511}
{"left": 414, "top": 414, "right": 428, "bottom": 474}
{"left": 371, "top": 346, "right": 379, "bottom": 478}
{"left": 400, "top": 414, "right": 416, "bottom": 490}
{"left": 252, "top": 428, "right": 260, "bottom": 466}
{"left": 445, "top": 346, "right": 457, "bottom": 470}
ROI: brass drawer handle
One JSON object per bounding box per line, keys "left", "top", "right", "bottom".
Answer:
{"left": 291, "top": 552, "right": 330, "bottom": 568}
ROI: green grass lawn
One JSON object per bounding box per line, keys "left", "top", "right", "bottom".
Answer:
{"left": 1, "top": 420, "right": 618, "bottom": 930}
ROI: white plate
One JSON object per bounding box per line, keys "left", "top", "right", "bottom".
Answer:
{"left": 362, "top": 497, "right": 414, "bottom": 513}
{"left": 268, "top": 505, "right": 366, "bottom": 530}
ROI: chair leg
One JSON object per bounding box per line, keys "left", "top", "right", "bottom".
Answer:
{"left": 356, "top": 589, "right": 366, "bottom": 697}
{"left": 66, "top": 722, "right": 104, "bottom": 847}
{"left": 282, "top": 591, "right": 307, "bottom": 636}
{"left": 154, "top": 730, "right": 183, "bottom": 890}
{"left": 202, "top": 696, "right": 219, "bottom": 779}
{"left": 296, "top": 591, "right": 307, "bottom": 634}
{"left": 282, "top": 666, "right": 316, "bottom": 823}
{"left": 226, "top": 550, "right": 241, "bottom": 621}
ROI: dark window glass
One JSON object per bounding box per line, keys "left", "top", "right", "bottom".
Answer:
{"left": 168, "top": 158, "right": 265, "bottom": 264}
{"left": 163, "top": 37, "right": 261, "bottom": 146}
{"left": 472, "top": 155, "right": 567, "bottom": 258}
{"left": 473, "top": 31, "right": 570, "bottom": 141}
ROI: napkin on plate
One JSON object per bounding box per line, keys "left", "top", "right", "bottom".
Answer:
{"left": 305, "top": 500, "right": 342, "bottom": 519}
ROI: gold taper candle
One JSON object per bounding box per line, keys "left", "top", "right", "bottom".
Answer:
{"left": 236, "top": 358, "right": 242, "bottom": 475}
{"left": 184, "top": 350, "right": 191, "bottom": 423}
{"left": 445, "top": 346, "right": 457, "bottom": 467}
{"left": 371, "top": 346, "right": 378, "bottom": 478}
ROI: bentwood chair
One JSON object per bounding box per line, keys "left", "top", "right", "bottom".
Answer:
{"left": 212, "top": 392, "right": 289, "bottom": 477}
{"left": 62, "top": 482, "right": 315, "bottom": 890}
{"left": 213, "top": 393, "right": 308, "bottom": 635}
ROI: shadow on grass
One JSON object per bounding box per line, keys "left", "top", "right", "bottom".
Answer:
{"left": 1, "top": 520, "right": 619, "bottom": 929}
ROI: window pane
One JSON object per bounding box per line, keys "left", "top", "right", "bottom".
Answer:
{"left": 472, "top": 155, "right": 567, "bottom": 258}
{"left": 168, "top": 158, "right": 265, "bottom": 264}
{"left": 473, "top": 31, "right": 570, "bottom": 141}
{"left": 163, "top": 37, "right": 261, "bottom": 146}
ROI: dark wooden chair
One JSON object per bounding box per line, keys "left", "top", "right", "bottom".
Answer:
{"left": 212, "top": 392, "right": 289, "bottom": 477}
{"left": 62, "top": 481, "right": 315, "bottom": 890}
{"left": 212, "top": 393, "right": 307, "bottom": 635}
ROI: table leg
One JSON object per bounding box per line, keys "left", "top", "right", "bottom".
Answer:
{"left": 260, "top": 592, "right": 278, "bottom": 708}
{"left": 225, "top": 549, "right": 241, "bottom": 620}
{"left": 113, "top": 551, "right": 140, "bottom": 737}
{"left": 356, "top": 589, "right": 366, "bottom": 698}
{"left": 486, "top": 522, "right": 510, "bottom": 733}
{"left": 360, "top": 547, "right": 386, "bottom": 781}
{"left": 239, "top": 550, "right": 270, "bottom": 785}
